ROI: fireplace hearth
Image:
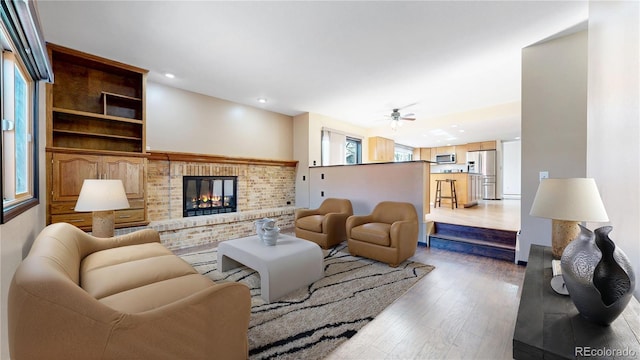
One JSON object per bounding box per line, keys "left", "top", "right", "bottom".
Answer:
{"left": 183, "top": 176, "right": 237, "bottom": 217}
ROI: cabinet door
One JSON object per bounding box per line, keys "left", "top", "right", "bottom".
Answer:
{"left": 368, "top": 137, "right": 395, "bottom": 162}
{"left": 102, "top": 156, "right": 145, "bottom": 199}
{"left": 455, "top": 145, "right": 467, "bottom": 164}
{"left": 481, "top": 141, "right": 497, "bottom": 150}
{"left": 52, "top": 153, "right": 101, "bottom": 202}
{"left": 466, "top": 142, "right": 481, "bottom": 151}
{"left": 419, "top": 148, "right": 431, "bottom": 161}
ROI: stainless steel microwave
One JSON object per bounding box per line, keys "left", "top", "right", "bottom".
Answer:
{"left": 435, "top": 153, "right": 456, "bottom": 164}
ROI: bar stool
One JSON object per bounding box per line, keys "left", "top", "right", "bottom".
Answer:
{"left": 434, "top": 179, "right": 458, "bottom": 209}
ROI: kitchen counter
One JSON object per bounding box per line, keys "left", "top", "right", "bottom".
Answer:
{"left": 430, "top": 173, "right": 482, "bottom": 208}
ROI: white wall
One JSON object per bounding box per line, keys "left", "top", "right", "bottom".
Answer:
{"left": 1, "top": 82, "right": 48, "bottom": 359}
{"left": 586, "top": 1, "right": 639, "bottom": 299}
{"left": 294, "top": 112, "right": 370, "bottom": 208}
{"left": 293, "top": 113, "right": 310, "bottom": 208}
{"left": 502, "top": 140, "right": 521, "bottom": 198}
{"left": 146, "top": 82, "right": 294, "bottom": 160}
{"left": 519, "top": 30, "right": 588, "bottom": 263}
{"left": 308, "top": 161, "right": 429, "bottom": 244}
{"left": 307, "top": 112, "right": 369, "bottom": 166}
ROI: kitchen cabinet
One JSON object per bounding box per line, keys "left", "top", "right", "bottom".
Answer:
{"left": 455, "top": 144, "right": 467, "bottom": 164}
{"left": 430, "top": 173, "right": 468, "bottom": 207}
{"left": 368, "top": 136, "right": 395, "bottom": 162}
{"left": 434, "top": 146, "right": 455, "bottom": 156}
{"left": 46, "top": 43, "right": 149, "bottom": 230}
{"left": 413, "top": 147, "right": 432, "bottom": 161}
{"left": 467, "top": 140, "right": 497, "bottom": 151}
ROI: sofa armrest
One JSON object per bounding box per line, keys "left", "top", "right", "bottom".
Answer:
{"left": 390, "top": 220, "right": 419, "bottom": 248}
{"left": 295, "top": 208, "right": 320, "bottom": 220}
{"left": 9, "top": 262, "right": 123, "bottom": 360}
{"left": 322, "top": 213, "right": 351, "bottom": 229}
{"left": 105, "top": 282, "right": 251, "bottom": 359}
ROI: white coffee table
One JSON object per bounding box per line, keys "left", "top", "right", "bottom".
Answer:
{"left": 217, "top": 234, "right": 324, "bottom": 303}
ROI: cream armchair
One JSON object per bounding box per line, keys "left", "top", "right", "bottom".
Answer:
{"left": 346, "top": 201, "right": 419, "bottom": 267}
{"left": 295, "top": 198, "right": 353, "bottom": 249}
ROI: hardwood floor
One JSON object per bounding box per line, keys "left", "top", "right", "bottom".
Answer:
{"left": 176, "top": 201, "right": 525, "bottom": 359}
{"left": 326, "top": 245, "right": 526, "bottom": 360}
{"left": 425, "top": 199, "right": 521, "bottom": 232}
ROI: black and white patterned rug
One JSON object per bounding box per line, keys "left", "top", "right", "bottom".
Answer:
{"left": 180, "top": 243, "right": 434, "bottom": 360}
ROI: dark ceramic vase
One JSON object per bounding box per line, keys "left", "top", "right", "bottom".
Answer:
{"left": 560, "top": 225, "right": 635, "bottom": 326}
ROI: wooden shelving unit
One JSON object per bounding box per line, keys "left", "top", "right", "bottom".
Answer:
{"left": 46, "top": 43, "right": 149, "bottom": 230}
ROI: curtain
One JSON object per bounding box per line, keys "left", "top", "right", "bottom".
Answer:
{"left": 321, "top": 130, "right": 347, "bottom": 166}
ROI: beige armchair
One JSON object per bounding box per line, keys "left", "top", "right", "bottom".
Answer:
{"left": 295, "top": 198, "right": 353, "bottom": 249}
{"left": 346, "top": 201, "right": 419, "bottom": 267}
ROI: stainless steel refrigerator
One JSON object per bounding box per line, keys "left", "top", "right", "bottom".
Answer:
{"left": 466, "top": 150, "right": 497, "bottom": 200}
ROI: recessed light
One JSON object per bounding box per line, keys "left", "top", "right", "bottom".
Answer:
{"left": 257, "top": 98, "right": 267, "bottom": 103}
{"left": 459, "top": 129, "right": 465, "bottom": 133}
{"left": 164, "top": 73, "right": 175, "bottom": 79}
{"left": 451, "top": 124, "right": 458, "bottom": 128}
{"left": 515, "top": 136, "right": 521, "bottom": 140}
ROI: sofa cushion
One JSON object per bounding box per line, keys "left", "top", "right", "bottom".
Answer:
{"left": 296, "top": 215, "right": 324, "bottom": 233}
{"left": 81, "top": 242, "right": 172, "bottom": 274}
{"left": 99, "top": 274, "right": 215, "bottom": 313}
{"left": 351, "top": 223, "right": 391, "bottom": 246}
{"left": 81, "top": 254, "right": 197, "bottom": 299}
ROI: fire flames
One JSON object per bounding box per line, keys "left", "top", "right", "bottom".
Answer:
{"left": 191, "top": 194, "right": 229, "bottom": 208}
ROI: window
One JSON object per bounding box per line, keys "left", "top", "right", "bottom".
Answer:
{"left": 394, "top": 144, "right": 414, "bottom": 162}
{"left": 321, "top": 129, "right": 363, "bottom": 166}
{"left": 2, "top": 51, "right": 34, "bottom": 208}
{"left": 345, "top": 137, "right": 362, "bottom": 164}
{"left": 0, "top": 1, "right": 52, "bottom": 222}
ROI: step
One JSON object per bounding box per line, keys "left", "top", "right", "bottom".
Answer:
{"left": 432, "top": 222, "right": 517, "bottom": 247}
{"left": 430, "top": 235, "right": 516, "bottom": 262}
{"left": 428, "top": 222, "right": 517, "bottom": 262}
{"left": 429, "top": 233, "right": 515, "bottom": 250}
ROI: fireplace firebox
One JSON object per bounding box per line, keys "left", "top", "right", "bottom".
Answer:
{"left": 183, "top": 176, "right": 237, "bottom": 217}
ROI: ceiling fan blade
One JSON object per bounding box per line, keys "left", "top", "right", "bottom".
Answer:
{"left": 401, "top": 117, "right": 416, "bottom": 121}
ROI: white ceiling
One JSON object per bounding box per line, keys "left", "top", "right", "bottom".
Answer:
{"left": 36, "top": 1, "right": 588, "bottom": 148}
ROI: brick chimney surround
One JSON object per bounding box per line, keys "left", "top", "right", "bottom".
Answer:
{"left": 117, "top": 151, "right": 297, "bottom": 250}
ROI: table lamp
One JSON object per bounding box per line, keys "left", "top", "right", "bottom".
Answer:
{"left": 530, "top": 178, "right": 609, "bottom": 259}
{"left": 75, "top": 179, "right": 130, "bottom": 238}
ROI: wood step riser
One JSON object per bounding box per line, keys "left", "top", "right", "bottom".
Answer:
{"left": 433, "top": 222, "right": 516, "bottom": 246}
{"left": 430, "top": 237, "right": 515, "bottom": 262}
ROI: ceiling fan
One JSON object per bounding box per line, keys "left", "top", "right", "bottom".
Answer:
{"left": 387, "top": 107, "right": 416, "bottom": 130}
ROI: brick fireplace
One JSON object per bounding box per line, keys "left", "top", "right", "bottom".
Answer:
{"left": 136, "top": 152, "right": 297, "bottom": 249}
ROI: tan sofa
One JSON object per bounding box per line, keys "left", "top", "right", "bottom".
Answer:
{"left": 346, "top": 201, "right": 419, "bottom": 267}
{"left": 8, "top": 222, "right": 251, "bottom": 360}
{"left": 295, "top": 198, "right": 353, "bottom": 249}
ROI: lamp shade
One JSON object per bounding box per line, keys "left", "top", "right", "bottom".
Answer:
{"left": 530, "top": 178, "right": 609, "bottom": 222}
{"left": 75, "top": 179, "right": 130, "bottom": 212}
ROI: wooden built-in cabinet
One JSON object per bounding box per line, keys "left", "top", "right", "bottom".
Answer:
{"left": 420, "top": 147, "right": 431, "bottom": 161}
{"left": 46, "top": 43, "right": 149, "bottom": 230}
{"left": 466, "top": 141, "right": 496, "bottom": 151}
{"left": 434, "top": 146, "right": 455, "bottom": 156}
{"left": 455, "top": 144, "right": 467, "bottom": 164}
{"left": 368, "top": 136, "right": 395, "bottom": 162}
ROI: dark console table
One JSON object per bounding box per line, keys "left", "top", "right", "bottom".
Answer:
{"left": 513, "top": 244, "right": 640, "bottom": 359}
